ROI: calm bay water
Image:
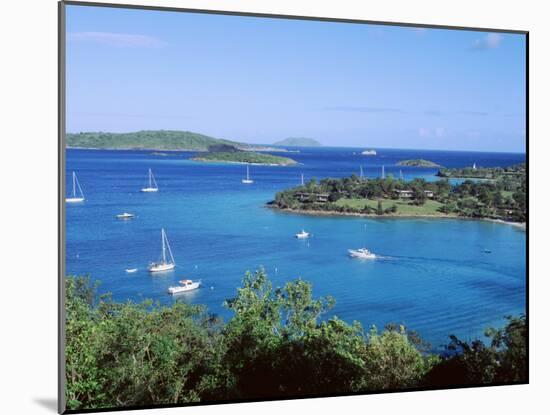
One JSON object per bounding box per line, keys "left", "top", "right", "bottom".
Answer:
{"left": 66, "top": 147, "right": 526, "bottom": 349}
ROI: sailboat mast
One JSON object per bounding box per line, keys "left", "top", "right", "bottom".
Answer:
{"left": 246, "top": 165, "right": 250, "bottom": 180}
{"left": 301, "top": 173, "right": 304, "bottom": 185}
{"left": 161, "top": 229, "right": 166, "bottom": 263}
{"left": 382, "top": 165, "right": 385, "bottom": 179}
{"left": 72, "top": 172, "right": 76, "bottom": 197}
{"left": 149, "top": 169, "right": 152, "bottom": 188}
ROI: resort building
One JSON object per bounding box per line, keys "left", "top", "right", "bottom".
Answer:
{"left": 394, "top": 189, "right": 435, "bottom": 199}
{"left": 295, "top": 192, "right": 330, "bottom": 203}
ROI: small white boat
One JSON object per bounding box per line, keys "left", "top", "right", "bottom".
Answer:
{"left": 125, "top": 268, "right": 138, "bottom": 273}
{"left": 141, "top": 168, "right": 159, "bottom": 192}
{"left": 348, "top": 248, "right": 376, "bottom": 259}
{"left": 362, "top": 149, "right": 377, "bottom": 156}
{"left": 168, "top": 279, "right": 201, "bottom": 294}
{"left": 66, "top": 171, "right": 85, "bottom": 203}
{"left": 116, "top": 212, "right": 135, "bottom": 220}
{"left": 148, "top": 228, "right": 176, "bottom": 272}
{"left": 242, "top": 165, "right": 254, "bottom": 184}
{"left": 295, "top": 230, "right": 310, "bottom": 239}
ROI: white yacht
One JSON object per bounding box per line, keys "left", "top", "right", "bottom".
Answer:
{"left": 66, "top": 171, "right": 85, "bottom": 203}
{"left": 125, "top": 268, "right": 138, "bottom": 273}
{"left": 141, "top": 168, "right": 159, "bottom": 192}
{"left": 168, "top": 279, "right": 201, "bottom": 294}
{"left": 148, "top": 228, "right": 176, "bottom": 272}
{"left": 116, "top": 212, "right": 135, "bottom": 220}
{"left": 348, "top": 248, "right": 376, "bottom": 259}
{"left": 361, "top": 149, "right": 377, "bottom": 156}
{"left": 242, "top": 165, "right": 254, "bottom": 184}
{"left": 295, "top": 229, "right": 310, "bottom": 239}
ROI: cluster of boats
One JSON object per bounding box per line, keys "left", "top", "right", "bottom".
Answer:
{"left": 67, "top": 167, "right": 377, "bottom": 296}
{"left": 66, "top": 169, "right": 202, "bottom": 295}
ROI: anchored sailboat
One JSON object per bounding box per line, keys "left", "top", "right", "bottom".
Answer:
{"left": 141, "top": 168, "right": 159, "bottom": 192}
{"left": 301, "top": 173, "right": 305, "bottom": 186}
{"left": 359, "top": 165, "right": 364, "bottom": 179}
{"left": 148, "top": 228, "right": 175, "bottom": 272}
{"left": 381, "top": 165, "right": 385, "bottom": 179}
{"left": 242, "top": 165, "right": 254, "bottom": 184}
{"left": 66, "top": 171, "right": 85, "bottom": 203}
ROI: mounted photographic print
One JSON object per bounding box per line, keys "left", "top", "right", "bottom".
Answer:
{"left": 59, "top": 1, "right": 528, "bottom": 413}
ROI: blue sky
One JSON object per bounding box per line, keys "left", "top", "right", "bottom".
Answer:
{"left": 66, "top": 5, "right": 526, "bottom": 152}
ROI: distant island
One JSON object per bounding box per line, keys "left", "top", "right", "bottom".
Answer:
{"left": 192, "top": 144, "right": 297, "bottom": 166}
{"left": 66, "top": 130, "right": 275, "bottom": 152}
{"left": 397, "top": 159, "right": 442, "bottom": 167}
{"left": 272, "top": 137, "right": 321, "bottom": 147}
{"left": 269, "top": 164, "right": 526, "bottom": 223}
{"left": 437, "top": 163, "right": 525, "bottom": 179}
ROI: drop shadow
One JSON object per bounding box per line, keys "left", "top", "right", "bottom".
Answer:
{"left": 34, "top": 398, "right": 57, "bottom": 412}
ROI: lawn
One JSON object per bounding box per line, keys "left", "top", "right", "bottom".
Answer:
{"left": 333, "top": 198, "right": 445, "bottom": 215}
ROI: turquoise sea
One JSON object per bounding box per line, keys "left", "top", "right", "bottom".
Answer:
{"left": 66, "top": 147, "right": 526, "bottom": 350}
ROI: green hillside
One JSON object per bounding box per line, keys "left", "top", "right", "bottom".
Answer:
{"left": 193, "top": 151, "right": 297, "bottom": 166}
{"left": 66, "top": 130, "right": 247, "bottom": 151}
{"left": 273, "top": 137, "right": 321, "bottom": 147}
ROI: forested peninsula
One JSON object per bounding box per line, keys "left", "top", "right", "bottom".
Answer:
{"left": 270, "top": 164, "right": 526, "bottom": 223}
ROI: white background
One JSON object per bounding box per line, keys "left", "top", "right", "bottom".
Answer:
{"left": 0, "top": 0, "right": 545, "bottom": 414}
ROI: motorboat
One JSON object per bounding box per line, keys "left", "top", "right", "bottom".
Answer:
{"left": 348, "top": 248, "right": 376, "bottom": 259}
{"left": 361, "top": 149, "right": 377, "bottom": 156}
{"left": 148, "top": 228, "right": 176, "bottom": 272}
{"left": 168, "top": 279, "right": 201, "bottom": 294}
{"left": 295, "top": 230, "right": 310, "bottom": 239}
{"left": 125, "top": 268, "right": 138, "bottom": 273}
{"left": 116, "top": 212, "right": 135, "bottom": 220}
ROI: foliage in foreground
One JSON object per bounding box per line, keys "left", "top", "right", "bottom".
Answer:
{"left": 65, "top": 271, "right": 526, "bottom": 411}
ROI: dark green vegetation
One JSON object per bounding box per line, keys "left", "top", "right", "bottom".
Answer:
{"left": 272, "top": 166, "right": 526, "bottom": 222}
{"left": 273, "top": 137, "right": 321, "bottom": 147}
{"left": 65, "top": 273, "right": 526, "bottom": 411}
{"left": 192, "top": 149, "right": 297, "bottom": 166}
{"left": 437, "top": 163, "right": 526, "bottom": 180}
{"left": 67, "top": 130, "right": 249, "bottom": 151}
{"left": 397, "top": 159, "right": 442, "bottom": 167}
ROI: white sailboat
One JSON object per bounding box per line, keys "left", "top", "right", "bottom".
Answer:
{"left": 359, "top": 165, "right": 364, "bottom": 179}
{"left": 301, "top": 173, "right": 305, "bottom": 186}
{"left": 141, "top": 168, "right": 159, "bottom": 192}
{"left": 381, "top": 165, "right": 385, "bottom": 179}
{"left": 66, "top": 171, "right": 85, "bottom": 203}
{"left": 148, "top": 228, "right": 176, "bottom": 272}
{"left": 242, "top": 165, "right": 254, "bottom": 184}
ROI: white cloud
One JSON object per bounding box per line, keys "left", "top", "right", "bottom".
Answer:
{"left": 472, "top": 33, "right": 503, "bottom": 50}
{"left": 68, "top": 32, "right": 165, "bottom": 48}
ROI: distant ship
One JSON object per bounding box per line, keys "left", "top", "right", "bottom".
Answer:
{"left": 361, "top": 149, "right": 377, "bottom": 156}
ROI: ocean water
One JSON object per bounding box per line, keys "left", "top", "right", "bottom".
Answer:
{"left": 65, "top": 147, "right": 526, "bottom": 349}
